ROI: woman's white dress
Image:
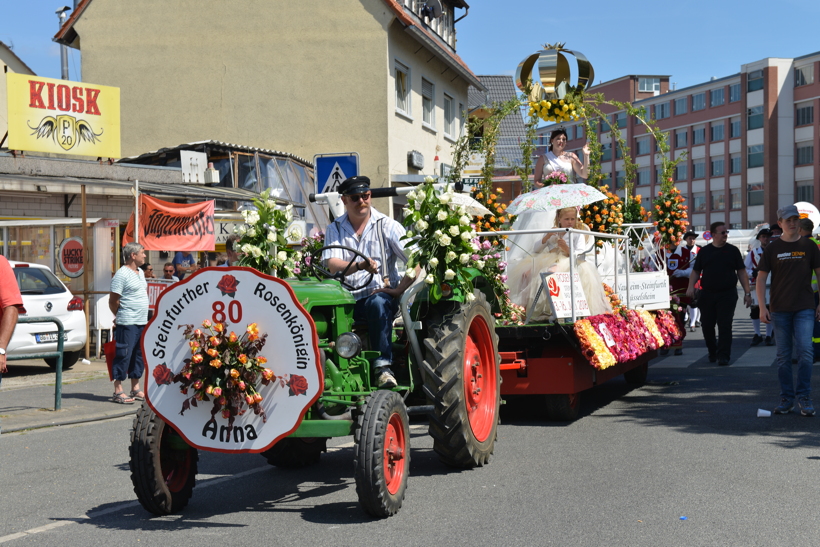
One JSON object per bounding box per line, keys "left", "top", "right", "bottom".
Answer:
{"left": 506, "top": 212, "right": 612, "bottom": 322}
{"left": 541, "top": 151, "right": 576, "bottom": 183}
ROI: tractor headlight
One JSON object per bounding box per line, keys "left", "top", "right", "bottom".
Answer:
{"left": 336, "top": 332, "right": 362, "bottom": 359}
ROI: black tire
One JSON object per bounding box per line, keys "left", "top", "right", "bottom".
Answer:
{"left": 45, "top": 350, "right": 80, "bottom": 370}
{"left": 260, "top": 437, "right": 328, "bottom": 468}
{"left": 624, "top": 362, "right": 649, "bottom": 386}
{"left": 129, "top": 404, "right": 198, "bottom": 515}
{"left": 545, "top": 393, "right": 581, "bottom": 422}
{"left": 354, "top": 390, "right": 410, "bottom": 518}
{"left": 421, "top": 290, "right": 501, "bottom": 468}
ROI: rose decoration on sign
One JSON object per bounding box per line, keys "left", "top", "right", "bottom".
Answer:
{"left": 548, "top": 276, "right": 560, "bottom": 297}
{"left": 216, "top": 274, "right": 240, "bottom": 298}
{"left": 153, "top": 363, "right": 173, "bottom": 385}
{"left": 287, "top": 374, "right": 309, "bottom": 396}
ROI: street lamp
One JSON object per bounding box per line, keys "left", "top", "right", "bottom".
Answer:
{"left": 56, "top": 6, "right": 71, "bottom": 80}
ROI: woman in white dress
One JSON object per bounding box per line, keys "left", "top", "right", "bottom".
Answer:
{"left": 507, "top": 207, "right": 612, "bottom": 322}
{"left": 533, "top": 128, "right": 591, "bottom": 187}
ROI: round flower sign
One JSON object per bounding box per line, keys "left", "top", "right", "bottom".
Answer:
{"left": 141, "top": 266, "right": 323, "bottom": 453}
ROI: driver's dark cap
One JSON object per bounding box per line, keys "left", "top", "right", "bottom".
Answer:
{"left": 338, "top": 176, "right": 371, "bottom": 196}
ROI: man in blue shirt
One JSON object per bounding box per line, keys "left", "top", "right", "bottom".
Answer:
{"left": 173, "top": 250, "right": 198, "bottom": 279}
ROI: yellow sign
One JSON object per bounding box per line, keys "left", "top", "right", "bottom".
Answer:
{"left": 6, "top": 73, "right": 121, "bottom": 158}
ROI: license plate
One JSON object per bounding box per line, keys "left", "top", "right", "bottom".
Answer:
{"left": 35, "top": 332, "right": 69, "bottom": 343}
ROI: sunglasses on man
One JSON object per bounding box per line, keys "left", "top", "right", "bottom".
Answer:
{"left": 348, "top": 193, "right": 371, "bottom": 203}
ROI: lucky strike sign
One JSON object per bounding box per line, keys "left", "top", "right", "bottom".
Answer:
{"left": 6, "top": 73, "right": 121, "bottom": 158}
{"left": 58, "top": 237, "right": 84, "bottom": 278}
{"left": 142, "top": 267, "right": 323, "bottom": 453}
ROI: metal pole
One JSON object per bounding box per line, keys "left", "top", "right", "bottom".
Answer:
{"left": 56, "top": 7, "right": 71, "bottom": 80}
{"left": 134, "top": 180, "right": 139, "bottom": 244}
{"left": 82, "top": 185, "right": 90, "bottom": 360}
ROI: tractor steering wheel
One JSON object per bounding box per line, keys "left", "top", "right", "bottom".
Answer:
{"left": 309, "top": 245, "right": 375, "bottom": 291}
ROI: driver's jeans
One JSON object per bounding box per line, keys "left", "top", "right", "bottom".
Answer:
{"left": 354, "top": 292, "right": 399, "bottom": 369}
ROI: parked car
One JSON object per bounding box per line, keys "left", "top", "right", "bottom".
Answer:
{"left": 7, "top": 261, "right": 87, "bottom": 369}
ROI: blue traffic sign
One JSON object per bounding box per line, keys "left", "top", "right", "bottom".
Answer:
{"left": 314, "top": 153, "right": 359, "bottom": 194}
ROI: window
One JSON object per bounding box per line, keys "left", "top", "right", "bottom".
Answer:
{"left": 711, "top": 157, "right": 724, "bottom": 176}
{"left": 576, "top": 125, "right": 584, "bottom": 139}
{"left": 710, "top": 122, "right": 724, "bottom": 141}
{"left": 421, "top": 78, "right": 435, "bottom": 127}
{"left": 692, "top": 92, "right": 706, "bottom": 111}
{"left": 797, "top": 181, "right": 814, "bottom": 202}
{"left": 443, "top": 94, "right": 455, "bottom": 137}
{"left": 655, "top": 102, "right": 670, "bottom": 119}
{"left": 748, "top": 183, "right": 764, "bottom": 205}
{"left": 639, "top": 77, "right": 660, "bottom": 92}
{"left": 796, "top": 142, "right": 814, "bottom": 165}
{"left": 655, "top": 166, "right": 663, "bottom": 184}
{"left": 730, "top": 153, "right": 741, "bottom": 173}
{"left": 675, "top": 129, "right": 688, "bottom": 148}
{"left": 729, "top": 83, "right": 741, "bottom": 102}
{"left": 615, "top": 112, "right": 627, "bottom": 128}
{"left": 600, "top": 119, "right": 611, "bottom": 133}
{"left": 635, "top": 136, "right": 650, "bottom": 155}
{"left": 615, "top": 143, "right": 623, "bottom": 159}
{"left": 601, "top": 142, "right": 612, "bottom": 162}
{"left": 565, "top": 125, "right": 574, "bottom": 141}
{"left": 730, "top": 189, "right": 742, "bottom": 209}
{"left": 676, "top": 162, "right": 688, "bottom": 181}
{"left": 693, "top": 191, "right": 707, "bottom": 212}
{"left": 636, "top": 167, "right": 650, "bottom": 186}
{"left": 674, "top": 97, "right": 687, "bottom": 115}
{"left": 796, "top": 103, "right": 814, "bottom": 126}
{"left": 747, "top": 106, "right": 764, "bottom": 130}
{"left": 692, "top": 159, "right": 705, "bottom": 179}
{"left": 395, "top": 61, "right": 410, "bottom": 115}
{"left": 795, "top": 65, "right": 814, "bottom": 87}
{"left": 748, "top": 144, "right": 764, "bottom": 168}
{"left": 458, "top": 102, "right": 465, "bottom": 136}
{"left": 711, "top": 190, "right": 725, "bottom": 211}
{"left": 730, "top": 117, "right": 741, "bottom": 138}
{"left": 747, "top": 69, "right": 764, "bottom": 92}
{"left": 692, "top": 126, "right": 706, "bottom": 145}
{"left": 615, "top": 171, "right": 626, "bottom": 188}
{"left": 710, "top": 88, "right": 725, "bottom": 107}
{"left": 600, "top": 172, "right": 612, "bottom": 187}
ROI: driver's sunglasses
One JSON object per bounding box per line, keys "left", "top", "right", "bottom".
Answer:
{"left": 349, "top": 193, "right": 371, "bottom": 202}
{"left": 717, "top": 230, "right": 730, "bottom": 235}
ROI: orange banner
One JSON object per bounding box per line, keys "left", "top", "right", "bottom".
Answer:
{"left": 123, "top": 194, "right": 215, "bottom": 251}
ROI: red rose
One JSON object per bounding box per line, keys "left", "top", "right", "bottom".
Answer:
{"left": 217, "top": 275, "right": 240, "bottom": 297}
{"left": 547, "top": 277, "right": 560, "bottom": 297}
{"left": 287, "top": 374, "right": 309, "bottom": 396}
{"left": 153, "top": 364, "right": 173, "bottom": 385}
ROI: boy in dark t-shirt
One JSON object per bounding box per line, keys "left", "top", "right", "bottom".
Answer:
{"left": 757, "top": 205, "right": 820, "bottom": 416}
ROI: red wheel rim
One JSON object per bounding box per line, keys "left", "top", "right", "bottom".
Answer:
{"left": 383, "top": 412, "right": 406, "bottom": 495}
{"left": 161, "top": 428, "right": 192, "bottom": 493}
{"left": 463, "top": 314, "right": 497, "bottom": 442}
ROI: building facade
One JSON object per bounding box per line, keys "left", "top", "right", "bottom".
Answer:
{"left": 54, "top": 0, "right": 483, "bottom": 216}
{"left": 537, "top": 52, "right": 820, "bottom": 231}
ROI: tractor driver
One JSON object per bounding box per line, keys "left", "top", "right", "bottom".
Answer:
{"left": 323, "top": 176, "right": 419, "bottom": 389}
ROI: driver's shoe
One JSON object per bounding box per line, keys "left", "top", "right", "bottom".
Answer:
{"left": 376, "top": 367, "right": 397, "bottom": 389}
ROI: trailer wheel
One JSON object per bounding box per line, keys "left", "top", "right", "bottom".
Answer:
{"left": 129, "top": 404, "right": 198, "bottom": 515}
{"left": 624, "top": 362, "right": 649, "bottom": 386}
{"left": 421, "top": 290, "right": 501, "bottom": 468}
{"left": 545, "top": 393, "right": 580, "bottom": 422}
{"left": 260, "top": 437, "right": 328, "bottom": 468}
{"left": 354, "top": 390, "right": 410, "bottom": 518}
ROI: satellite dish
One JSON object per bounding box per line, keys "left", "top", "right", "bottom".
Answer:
{"left": 421, "top": 0, "right": 443, "bottom": 19}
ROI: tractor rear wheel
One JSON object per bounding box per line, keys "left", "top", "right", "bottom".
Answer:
{"left": 421, "top": 290, "right": 500, "bottom": 468}
{"left": 129, "top": 404, "right": 198, "bottom": 515}
{"left": 354, "top": 390, "right": 410, "bottom": 518}
{"left": 624, "top": 362, "right": 649, "bottom": 386}
{"left": 260, "top": 437, "right": 327, "bottom": 468}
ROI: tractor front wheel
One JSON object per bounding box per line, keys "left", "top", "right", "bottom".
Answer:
{"left": 354, "top": 390, "right": 410, "bottom": 518}
{"left": 129, "top": 404, "right": 198, "bottom": 515}
{"left": 421, "top": 290, "right": 501, "bottom": 468}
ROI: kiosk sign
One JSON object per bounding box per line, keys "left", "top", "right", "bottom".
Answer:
{"left": 142, "top": 267, "right": 323, "bottom": 453}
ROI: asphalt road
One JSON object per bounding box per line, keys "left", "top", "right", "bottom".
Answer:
{"left": 1, "top": 296, "right": 819, "bottom": 546}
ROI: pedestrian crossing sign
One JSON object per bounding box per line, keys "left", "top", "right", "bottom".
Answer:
{"left": 314, "top": 153, "right": 359, "bottom": 194}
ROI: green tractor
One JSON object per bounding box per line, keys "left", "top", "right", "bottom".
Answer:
{"left": 129, "top": 197, "right": 502, "bottom": 518}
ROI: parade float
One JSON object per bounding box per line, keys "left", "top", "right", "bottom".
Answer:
{"left": 128, "top": 43, "right": 685, "bottom": 520}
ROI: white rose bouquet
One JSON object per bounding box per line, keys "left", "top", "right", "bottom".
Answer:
{"left": 235, "top": 189, "right": 302, "bottom": 277}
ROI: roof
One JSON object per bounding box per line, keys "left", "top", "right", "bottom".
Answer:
{"left": 0, "top": 40, "right": 36, "bottom": 75}
{"left": 469, "top": 75, "right": 526, "bottom": 167}
{"left": 119, "top": 140, "right": 313, "bottom": 168}
{"left": 54, "top": 0, "right": 484, "bottom": 91}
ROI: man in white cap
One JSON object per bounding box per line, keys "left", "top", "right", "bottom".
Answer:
{"left": 757, "top": 204, "right": 820, "bottom": 416}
